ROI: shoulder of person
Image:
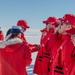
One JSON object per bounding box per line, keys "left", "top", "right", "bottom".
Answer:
{"left": 0, "top": 38, "right": 23, "bottom": 48}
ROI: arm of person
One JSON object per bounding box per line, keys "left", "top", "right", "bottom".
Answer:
{"left": 24, "top": 46, "right": 32, "bottom": 66}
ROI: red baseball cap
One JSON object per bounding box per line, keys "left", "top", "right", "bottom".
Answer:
{"left": 57, "top": 18, "right": 64, "bottom": 25}
{"left": 51, "top": 21, "right": 60, "bottom": 26}
{"left": 58, "top": 18, "right": 64, "bottom": 22}
{"left": 43, "top": 16, "right": 57, "bottom": 24}
{"left": 17, "top": 20, "right": 30, "bottom": 28}
{"left": 62, "top": 14, "right": 75, "bottom": 25}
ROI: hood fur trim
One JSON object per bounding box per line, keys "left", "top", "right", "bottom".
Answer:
{"left": 0, "top": 38, "right": 23, "bottom": 48}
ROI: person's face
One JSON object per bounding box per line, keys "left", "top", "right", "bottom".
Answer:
{"left": 54, "top": 25, "right": 61, "bottom": 33}
{"left": 58, "top": 23, "right": 72, "bottom": 34}
{"left": 21, "top": 27, "right": 26, "bottom": 32}
{"left": 46, "top": 23, "right": 55, "bottom": 31}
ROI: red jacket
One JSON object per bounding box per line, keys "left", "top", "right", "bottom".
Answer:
{"left": 61, "top": 39, "right": 74, "bottom": 75}
{"left": 33, "top": 28, "right": 54, "bottom": 75}
{"left": 53, "top": 37, "right": 74, "bottom": 75}
{"left": 41, "top": 33, "right": 61, "bottom": 75}
{"left": 0, "top": 38, "right": 32, "bottom": 75}
{"left": 45, "top": 34, "right": 69, "bottom": 75}
{"left": 33, "top": 31, "right": 48, "bottom": 75}
{"left": 70, "top": 64, "right": 75, "bottom": 75}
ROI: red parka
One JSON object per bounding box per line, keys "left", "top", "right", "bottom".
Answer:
{"left": 0, "top": 38, "right": 32, "bottom": 75}
{"left": 61, "top": 39, "right": 74, "bottom": 75}
{"left": 41, "top": 33, "right": 62, "bottom": 75}
{"left": 53, "top": 37, "right": 74, "bottom": 75}
{"left": 70, "top": 64, "right": 75, "bottom": 75}
{"left": 33, "top": 29, "right": 48, "bottom": 75}
{"left": 33, "top": 28, "right": 54, "bottom": 75}
{"left": 51, "top": 35, "right": 70, "bottom": 75}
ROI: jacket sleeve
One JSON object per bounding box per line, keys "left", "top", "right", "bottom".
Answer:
{"left": 24, "top": 45, "right": 32, "bottom": 66}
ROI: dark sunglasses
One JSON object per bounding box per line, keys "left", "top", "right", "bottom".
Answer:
{"left": 22, "top": 27, "right": 26, "bottom": 30}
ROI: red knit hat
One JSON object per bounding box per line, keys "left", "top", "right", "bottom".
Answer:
{"left": 17, "top": 20, "right": 30, "bottom": 28}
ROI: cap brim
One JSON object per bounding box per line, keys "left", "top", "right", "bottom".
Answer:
{"left": 43, "top": 20, "right": 48, "bottom": 24}
{"left": 18, "top": 24, "right": 30, "bottom": 28}
{"left": 40, "top": 28, "right": 47, "bottom": 32}
{"left": 65, "top": 28, "right": 75, "bottom": 34}
{"left": 23, "top": 25, "right": 30, "bottom": 28}
{"left": 51, "top": 22, "right": 59, "bottom": 26}
{"left": 26, "top": 26, "right": 30, "bottom": 28}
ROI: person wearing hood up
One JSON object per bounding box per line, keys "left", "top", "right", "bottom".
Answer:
{"left": 0, "top": 26, "right": 32, "bottom": 75}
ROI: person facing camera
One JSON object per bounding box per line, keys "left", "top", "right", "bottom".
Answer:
{"left": 0, "top": 26, "right": 32, "bottom": 75}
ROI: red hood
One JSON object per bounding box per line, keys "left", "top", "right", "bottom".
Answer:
{"left": 0, "top": 38, "right": 23, "bottom": 52}
{"left": 5, "top": 43, "right": 24, "bottom": 52}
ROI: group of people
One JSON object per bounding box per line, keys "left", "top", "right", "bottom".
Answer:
{"left": 0, "top": 13, "right": 75, "bottom": 75}
{"left": 33, "top": 13, "right": 75, "bottom": 75}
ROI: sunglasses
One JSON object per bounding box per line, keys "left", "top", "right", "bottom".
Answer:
{"left": 22, "top": 27, "right": 26, "bottom": 30}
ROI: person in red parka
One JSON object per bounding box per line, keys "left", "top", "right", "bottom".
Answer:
{"left": 17, "top": 20, "right": 40, "bottom": 52}
{"left": 62, "top": 27, "right": 75, "bottom": 75}
{"left": 33, "top": 16, "right": 58, "bottom": 75}
{"left": 41, "top": 14, "right": 71, "bottom": 75}
{"left": 54, "top": 27, "right": 75, "bottom": 75}
{"left": 53, "top": 14, "right": 75, "bottom": 75}
{"left": 33, "top": 28, "right": 48, "bottom": 75}
{"left": 41, "top": 21, "right": 62, "bottom": 75}
{"left": 0, "top": 26, "right": 32, "bottom": 75}
{"left": 0, "top": 27, "right": 4, "bottom": 41}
